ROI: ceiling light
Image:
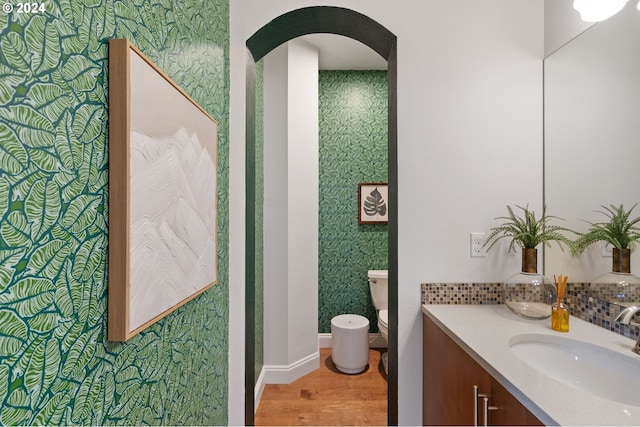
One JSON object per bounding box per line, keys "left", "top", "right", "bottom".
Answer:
{"left": 573, "top": 0, "right": 629, "bottom": 22}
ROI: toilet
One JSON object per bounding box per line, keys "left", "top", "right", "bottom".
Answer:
{"left": 368, "top": 269, "right": 389, "bottom": 373}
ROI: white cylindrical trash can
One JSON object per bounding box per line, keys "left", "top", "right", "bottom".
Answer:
{"left": 331, "top": 314, "right": 370, "bottom": 374}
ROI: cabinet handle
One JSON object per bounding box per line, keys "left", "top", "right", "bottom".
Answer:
{"left": 473, "top": 385, "right": 479, "bottom": 426}
{"left": 475, "top": 387, "right": 490, "bottom": 426}
{"left": 474, "top": 387, "right": 498, "bottom": 427}
{"left": 483, "top": 396, "right": 490, "bottom": 427}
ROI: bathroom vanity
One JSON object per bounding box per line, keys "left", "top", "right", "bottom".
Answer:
{"left": 423, "top": 313, "right": 542, "bottom": 426}
{"left": 422, "top": 304, "right": 640, "bottom": 426}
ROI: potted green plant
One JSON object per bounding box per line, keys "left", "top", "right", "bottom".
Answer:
{"left": 484, "top": 204, "right": 576, "bottom": 319}
{"left": 573, "top": 203, "right": 640, "bottom": 275}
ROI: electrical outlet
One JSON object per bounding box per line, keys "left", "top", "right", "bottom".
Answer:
{"left": 470, "top": 232, "right": 486, "bottom": 257}
{"left": 601, "top": 242, "right": 613, "bottom": 257}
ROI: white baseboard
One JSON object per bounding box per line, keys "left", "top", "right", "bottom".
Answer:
{"left": 318, "top": 332, "right": 387, "bottom": 349}
{"left": 254, "top": 367, "right": 266, "bottom": 411}
{"left": 261, "top": 351, "right": 320, "bottom": 385}
{"left": 318, "top": 332, "right": 333, "bottom": 348}
{"left": 255, "top": 352, "right": 320, "bottom": 412}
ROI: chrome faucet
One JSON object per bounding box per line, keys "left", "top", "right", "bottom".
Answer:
{"left": 614, "top": 306, "right": 640, "bottom": 355}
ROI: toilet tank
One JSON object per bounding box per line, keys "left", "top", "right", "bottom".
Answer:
{"left": 368, "top": 270, "right": 388, "bottom": 310}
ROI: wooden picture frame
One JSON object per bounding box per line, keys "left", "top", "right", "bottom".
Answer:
{"left": 108, "top": 39, "right": 218, "bottom": 341}
{"left": 358, "top": 183, "right": 388, "bottom": 224}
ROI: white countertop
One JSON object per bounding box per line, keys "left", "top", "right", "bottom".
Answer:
{"left": 422, "top": 304, "right": 640, "bottom": 426}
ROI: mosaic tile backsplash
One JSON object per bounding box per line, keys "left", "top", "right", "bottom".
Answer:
{"left": 421, "top": 283, "right": 502, "bottom": 305}
{"left": 421, "top": 282, "right": 640, "bottom": 342}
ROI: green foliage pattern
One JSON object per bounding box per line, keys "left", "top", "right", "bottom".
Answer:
{"left": 318, "top": 71, "right": 388, "bottom": 333}
{"left": 0, "top": 0, "right": 229, "bottom": 425}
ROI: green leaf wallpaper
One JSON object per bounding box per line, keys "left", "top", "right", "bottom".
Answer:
{"left": 0, "top": 1, "right": 229, "bottom": 425}
{"left": 318, "top": 71, "right": 388, "bottom": 334}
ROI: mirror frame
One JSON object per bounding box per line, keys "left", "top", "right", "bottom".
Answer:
{"left": 244, "top": 6, "right": 398, "bottom": 425}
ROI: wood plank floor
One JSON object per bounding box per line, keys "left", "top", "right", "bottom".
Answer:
{"left": 255, "top": 348, "right": 388, "bottom": 426}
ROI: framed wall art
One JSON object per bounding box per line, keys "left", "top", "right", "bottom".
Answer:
{"left": 358, "top": 183, "right": 388, "bottom": 224}
{"left": 108, "top": 39, "right": 218, "bottom": 341}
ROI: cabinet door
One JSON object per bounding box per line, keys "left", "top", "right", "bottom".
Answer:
{"left": 423, "top": 314, "right": 543, "bottom": 426}
{"left": 488, "top": 378, "right": 543, "bottom": 426}
{"left": 423, "top": 314, "right": 490, "bottom": 426}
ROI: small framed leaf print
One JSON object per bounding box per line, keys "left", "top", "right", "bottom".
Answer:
{"left": 358, "top": 183, "right": 388, "bottom": 224}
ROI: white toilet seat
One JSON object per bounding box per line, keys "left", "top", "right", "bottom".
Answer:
{"left": 378, "top": 309, "right": 388, "bottom": 329}
{"left": 378, "top": 309, "right": 389, "bottom": 343}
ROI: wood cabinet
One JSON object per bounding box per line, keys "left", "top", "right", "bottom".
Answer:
{"left": 423, "top": 314, "right": 543, "bottom": 426}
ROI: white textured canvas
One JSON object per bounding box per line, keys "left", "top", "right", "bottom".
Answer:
{"left": 128, "top": 50, "right": 217, "bottom": 332}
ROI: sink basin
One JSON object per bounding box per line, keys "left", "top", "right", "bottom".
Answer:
{"left": 509, "top": 333, "right": 640, "bottom": 407}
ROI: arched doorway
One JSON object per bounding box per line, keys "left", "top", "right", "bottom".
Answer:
{"left": 245, "top": 6, "right": 398, "bottom": 425}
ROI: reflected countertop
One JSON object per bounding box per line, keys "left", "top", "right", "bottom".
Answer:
{"left": 422, "top": 304, "right": 640, "bottom": 426}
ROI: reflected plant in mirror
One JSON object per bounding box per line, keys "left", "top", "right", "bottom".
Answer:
{"left": 573, "top": 203, "right": 640, "bottom": 303}
{"left": 574, "top": 203, "right": 640, "bottom": 258}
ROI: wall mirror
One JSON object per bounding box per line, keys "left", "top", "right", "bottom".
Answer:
{"left": 544, "top": 2, "right": 640, "bottom": 304}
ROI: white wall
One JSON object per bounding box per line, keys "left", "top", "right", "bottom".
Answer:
{"left": 263, "top": 44, "right": 289, "bottom": 365}
{"left": 229, "top": 1, "right": 544, "bottom": 424}
{"left": 263, "top": 40, "right": 320, "bottom": 369}
{"left": 227, "top": 1, "right": 245, "bottom": 422}
{"left": 286, "top": 40, "right": 320, "bottom": 364}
